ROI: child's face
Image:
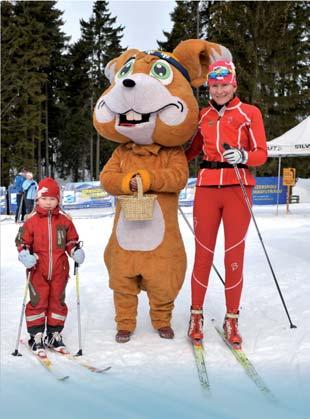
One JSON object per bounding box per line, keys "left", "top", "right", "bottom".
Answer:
{"left": 37, "top": 196, "right": 58, "bottom": 211}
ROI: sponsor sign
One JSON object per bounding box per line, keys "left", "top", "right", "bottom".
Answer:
{"left": 253, "top": 177, "right": 287, "bottom": 205}
{"left": 283, "top": 168, "right": 296, "bottom": 186}
{"left": 62, "top": 181, "right": 114, "bottom": 209}
{"left": 0, "top": 187, "right": 7, "bottom": 214}
{"left": 4, "top": 176, "right": 290, "bottom": 214}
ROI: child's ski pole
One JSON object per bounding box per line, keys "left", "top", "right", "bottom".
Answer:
{"left": 74, "top": 261, "right": 83, "bottom": 356}
{"left": 12, "top": 270, "right": 31, "bottom": 356}
{"left": 16, "top": 193, "right": 24, "bottom": 223}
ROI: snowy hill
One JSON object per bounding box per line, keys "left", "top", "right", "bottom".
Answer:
{"left": 1, "top": 204, "right": 309, "bottom": 419}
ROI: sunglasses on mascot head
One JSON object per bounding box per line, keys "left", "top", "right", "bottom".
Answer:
{"left": 207, "top": 67, "right": 234, "bottom": 80}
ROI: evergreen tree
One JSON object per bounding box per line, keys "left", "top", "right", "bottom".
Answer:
{"left": 22, "top": 1, "right": 69, "bottom": 179}
{"left": 1, "top": 1, "right": 68, "bottom": 186}
{"left": 79, "top": 0, "right": 124, "bottom": 180}
{"left": 203, "top": 1, "right": 309, "bottom": 177}
{"left": 157, "top": 0, "right": 200, "bottom": 51}
{"left": 56, "top": 40, "right": 93, "bottom": 181}
{"left": 1, "top": 1, "right": 49, "bottom": 186}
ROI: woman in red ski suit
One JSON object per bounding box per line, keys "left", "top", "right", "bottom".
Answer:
{"left": 16, "top": 177, "right": 85, "bottom": 355}
{"left": 186, "top": 60, "right": 267, "bottom": 347}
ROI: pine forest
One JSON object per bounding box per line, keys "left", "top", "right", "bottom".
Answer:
{"left": 1, "top": 0, "right": 309, "bottom": 186}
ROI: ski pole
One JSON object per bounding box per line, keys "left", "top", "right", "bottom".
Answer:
{"left": 12, "top": 270, "right": 31, "bottom": 356}
{"left": 74, "top": 261, "right": 83, "bottom": 356}
{"left": 178, "top": 205, "right": 225, "bottom": 286}
{"left": 16, "top": 193, "right": 24, "bottom": 223}
{"left": 223, "top": 143, "right": 297, "bottom": 328}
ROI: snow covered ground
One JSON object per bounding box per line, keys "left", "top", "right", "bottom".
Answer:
{"left": 293, "top": 178, "right": 310, "bottom": 203}
{"left": 1, "top": 203, "right": 309, "bottom": 419}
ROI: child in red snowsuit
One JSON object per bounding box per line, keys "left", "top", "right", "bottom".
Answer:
{"left": 16, "top": 177, "right": 85, "bottom": 355}
{"left": 186, "top": 60, "right": 267, "bottom": 348}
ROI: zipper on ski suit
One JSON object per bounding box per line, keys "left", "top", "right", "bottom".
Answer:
{"left": 47, "top": 211, "right": 53, "bottom": 281}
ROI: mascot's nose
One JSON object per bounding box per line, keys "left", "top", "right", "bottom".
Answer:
{"left": 123, "top": 79, "right": 136, "bottom": 88}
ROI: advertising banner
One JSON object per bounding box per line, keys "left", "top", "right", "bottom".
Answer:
{"left": 4, "top": 177, "right": 290, "bottom": 214}
{"left": 62, "top": 181, "right": 114, "bottom": 210}
{"left": 0, "top": 187, "right": 7, "bottom": 214}
{"left": 253, "top": 177, "right": 287, "bottom": 205}
{"left": 283, "top": 168, "right": 296, "bottom": 186}
{"left": 8, "top": 185, "right": 18, "bottom": 214}
{"left": 180, "top": 177, "right": 288, "bottom": 206}
{"left": 179, "top": 178, "right": 196, "bottom": 207}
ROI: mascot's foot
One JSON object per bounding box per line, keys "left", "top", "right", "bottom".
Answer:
{"left": 115, "top": 330, "right": 131, "bottom": 343}
{"left": 158, "top": 326, "right": 174, "bottom": 339}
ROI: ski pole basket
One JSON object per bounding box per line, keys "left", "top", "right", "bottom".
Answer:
{"left": 118, "top": 175, "right": 157, "bottom": 221}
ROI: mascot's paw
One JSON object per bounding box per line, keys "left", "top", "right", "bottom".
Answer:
{"left": 158, "top": 326, "right": 174, "bottom": 339}
{"left": 115, "top": 330, "right": 132, "bottom": 343}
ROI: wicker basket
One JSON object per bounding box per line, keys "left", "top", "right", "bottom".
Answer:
{"left": 118, "top": 175, "right": 157, "bottom": 221}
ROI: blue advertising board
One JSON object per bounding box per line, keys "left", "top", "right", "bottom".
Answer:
{"left": 62, "top": 181, "right": 114, "bottom": 210}
{"left": 3, "top": 176, "right": 288, "bottom": 214}
{"left": 0, "top": 187, "right": 7, "bottom": 214}
{"left": 253, "top": 177, "right": 287, "bottom": 205}
{"left": 180, "top": 177, "right": 287, "bottom": 206}
{"left": 8, "top": 185, "right": 18, "bottom": 214}
{"left": 179, "top": 177, "right": 196, "bottom": 207}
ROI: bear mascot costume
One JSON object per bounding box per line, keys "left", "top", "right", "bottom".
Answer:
{"left": 93, "top": 39, "right": 231, "bottom": 343}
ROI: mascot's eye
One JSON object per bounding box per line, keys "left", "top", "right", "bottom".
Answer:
{"left": 116, "top": 58, "right": 135, "bottom": 79}
{"left": 150, "top": 60, "right": 173, "bottom": 85}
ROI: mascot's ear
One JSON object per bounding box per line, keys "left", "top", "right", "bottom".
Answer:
{"left": 104, "top": 57, "right": 118, "bottom": 84}
{"left": 173, "top": 39, "right": 232, "bottom": 88}
{"left": 104, "top": 48, "right": 141, "bottom": 83}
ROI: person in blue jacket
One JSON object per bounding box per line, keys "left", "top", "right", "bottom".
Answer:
{"left": 14, "top": 169, "right": 27, "bottom": 222}
{"left": 22, "top": 172, "right": 38, "bottom": 215}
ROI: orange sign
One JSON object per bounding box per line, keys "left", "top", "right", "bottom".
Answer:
{"left": 283, "top": 168, "right": 296, "bottom": 186}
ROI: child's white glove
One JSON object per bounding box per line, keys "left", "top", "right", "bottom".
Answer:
{"left": 223, "top": 148, "right": 248, "bottom": 165}
{"left": 18, "top": 249, "right": 37, "bottom": 269}
{"left": 71, "top": 248, "right": 85, "bottom": 265}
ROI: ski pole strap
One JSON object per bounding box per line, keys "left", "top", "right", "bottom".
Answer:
{"left": 75, "top": 240, "right": 83, "bottom": 250}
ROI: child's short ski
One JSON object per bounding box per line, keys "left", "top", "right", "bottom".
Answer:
{"left": 48, "top": 347, "right": 111, "bottom": 374}
{"left": 20, "top": 339, "right": 69, "bottom": 381}
{"left": 212, "top": 324, "right": 276, "bottom": 403}
{"left": 191, "top": 339, "right": 211, "bottom": 393}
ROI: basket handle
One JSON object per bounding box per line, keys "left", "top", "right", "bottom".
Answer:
{"left": 136, "top": 175, "right": 143, "bottom": 199}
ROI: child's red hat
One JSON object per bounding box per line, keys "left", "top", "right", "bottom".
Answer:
{"left": 37, "top": 177, "right": 60, "bottom": 201}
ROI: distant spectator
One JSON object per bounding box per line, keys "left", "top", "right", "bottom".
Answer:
{"left": 22, "top": 172, "right": 38, "bottom": 215}
{"left": 14, "top": 169, "right": 27, "bottom": 223}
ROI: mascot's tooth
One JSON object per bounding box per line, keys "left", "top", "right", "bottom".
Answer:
{"left": 133, "top": 112, "right": 142, "bottom": 121}
{"left": 126, "top": 110, "right": 135, "bottom": 121}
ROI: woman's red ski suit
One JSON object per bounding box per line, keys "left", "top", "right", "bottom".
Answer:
{"left": 186, "top": 97, "right": 267, "bottom": 312}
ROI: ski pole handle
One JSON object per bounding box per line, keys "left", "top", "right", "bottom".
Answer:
{"left": 73, "top": 241, "right": 83, "bottom": 275}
